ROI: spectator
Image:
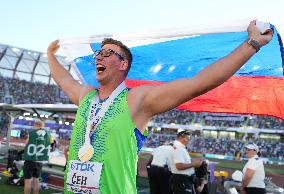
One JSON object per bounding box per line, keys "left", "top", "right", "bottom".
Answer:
{"left": 240, "top": 142, "right": 266, "bottom": 194}
{"left": 63, "top": 140, "right": 70, "bottom": 171}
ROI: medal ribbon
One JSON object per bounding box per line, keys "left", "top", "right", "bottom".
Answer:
{"left": 83, "top": 81, "right": 126, "bottom": 145}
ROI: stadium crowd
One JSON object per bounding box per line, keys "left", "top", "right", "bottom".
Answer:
{"left": 152, "top": 110, "right": 284, "bottom": 130}
{"left": 144, "top": 132, "right": 284, "bottom": 161}
{"left": 0, "top": 76, "right": 71, "bottom": 104}
{"left": 0, "top": 113, "right": 9, "bottom": 137}
{"left": 189, "top": 137, "right": 284, "bottom": 159}
{"left": 1, "top": 76, "right": 284, "bottom": 162}
{"left": 0, "top": 75, "right": 284, "bottom": 129}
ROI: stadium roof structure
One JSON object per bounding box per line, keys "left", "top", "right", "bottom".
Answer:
{"left": 0, "top": 43, "right": 79, "bottom": 84}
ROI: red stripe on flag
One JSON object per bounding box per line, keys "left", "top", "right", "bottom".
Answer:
{"left": 125, "top": 76, "right": 284, "bottom": 119}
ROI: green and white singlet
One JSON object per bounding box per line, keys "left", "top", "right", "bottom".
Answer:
{"left": 23, "top": 128, "right": 51, "bottom": 162}
{"left": 65, "top": 89, "right": 147, "bottom": 194}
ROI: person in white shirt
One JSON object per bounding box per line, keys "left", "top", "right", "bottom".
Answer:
{"left": 170, "top": 131, "right": 203, "bottom": 194}
{"left": 240, "top": 142, "right": 266, "bottom": 194}
{"left": 147, "top": 142, "right": 173, "bottom": 194}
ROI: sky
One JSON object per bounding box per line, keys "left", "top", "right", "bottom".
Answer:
{"left": 0, "top": 0, "right": 283, "bottom": 54}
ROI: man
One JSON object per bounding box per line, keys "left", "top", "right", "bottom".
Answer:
{"left": 47, "top": 20, "right": 273, "bottom": 194}
{"left": 23, "top": 119, "right": 51, "bottom": 194}
{"left": 170, "top": 130, "right": 203, "bottom": 194}
{"left": 147, "top": 142, "right": 173, "bottom": 194}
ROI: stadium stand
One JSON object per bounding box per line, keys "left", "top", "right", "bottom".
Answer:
{"left": 0, "top": 76, "right": 71, "bottom": 104}
{"left": 0, "top": 87, "right": 284, "bottom": 160}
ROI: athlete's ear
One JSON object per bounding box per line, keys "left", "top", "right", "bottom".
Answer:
{"left": 120, "top": 60, "right": 128, "bottom": 71}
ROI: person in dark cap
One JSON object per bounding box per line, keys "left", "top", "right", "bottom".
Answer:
{"left": 170, "top": 130, "right": 204, "bottom": 194}
{"left": 177, "top": 130, "right": 191, "bottom": 137}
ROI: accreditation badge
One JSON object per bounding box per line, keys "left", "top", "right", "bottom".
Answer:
{"left": 66, "top": 160, "right": 103, "bottom": 194}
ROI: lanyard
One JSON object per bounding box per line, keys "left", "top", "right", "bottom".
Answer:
{"left": 83, "top": 81, "right": 126, "bottom": 145}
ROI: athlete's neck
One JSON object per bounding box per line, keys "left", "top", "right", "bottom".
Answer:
{"left": 98, "top": 79, "right": 125, "bottom": 99}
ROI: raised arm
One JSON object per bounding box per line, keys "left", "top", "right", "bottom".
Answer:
{"left": 47, "top": 40, "right": 93, "bottom": 105}
{"left": 140, "top": 20, "right": 273, "bottom": 117}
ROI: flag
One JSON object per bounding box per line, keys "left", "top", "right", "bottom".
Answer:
{"left": 60, "top": 19, "right": 284, "bottom": 119}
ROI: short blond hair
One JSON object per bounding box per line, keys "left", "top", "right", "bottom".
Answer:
{"left": 34, "top": 119, "right": 44, "bottom": 128}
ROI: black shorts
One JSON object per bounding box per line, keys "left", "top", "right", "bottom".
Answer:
{"left": 245, "top": 187, "right": 266, "bottom": 194}
{"left": 170, "top": 174, "right": 194, "bottom": 194}
{"left": 23, "top": 161, "right": 43, "bottom": 179}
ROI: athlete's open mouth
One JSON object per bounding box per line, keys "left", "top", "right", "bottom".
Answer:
{"left": 96, "top": 65, "right": 106, "bottom": 73}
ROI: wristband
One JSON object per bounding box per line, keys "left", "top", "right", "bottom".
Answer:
{"left": 247, "top": 38, "right": 261, "bottom": 53}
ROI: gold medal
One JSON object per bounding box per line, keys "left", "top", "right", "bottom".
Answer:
{"left": 78, "top": 144, "right": 94, "bottom": 162}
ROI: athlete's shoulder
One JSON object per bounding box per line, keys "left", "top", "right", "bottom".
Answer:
{"left": 129, "top": 84, "right": 154, "bottom": 92}
{"left": 127, "top": 84, "right": 154, "bottom": 99}
{"left": 79, "top": 85, "right": 97, "bottom": 104}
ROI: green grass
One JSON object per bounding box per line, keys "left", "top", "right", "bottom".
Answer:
{"left": 0, "top": 159, "right": 7, "bottom": 164}
{"left": 214, "top": 160, "right": 246, "bottom": 169}
{"left": 214, "top": 160, "right": 284, "bottom": 175}
{"left": 137, "top": 176, "right": 150, "bottom": 194}
{"left": 263, "top": 167, "right": 284, "bottom": 175}
{"left": 137, "top": 176, "right": 149, "bottom": 188}
{"left": 0, "top": 174, "right": 62, "bottom": 194}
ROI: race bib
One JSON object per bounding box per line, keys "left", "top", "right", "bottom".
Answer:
{"left": 66, "top": 160, "right": 103, "bottom": 194}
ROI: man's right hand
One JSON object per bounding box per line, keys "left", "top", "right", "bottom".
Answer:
{"left": 47, "top": 40, "right": 60, "bottom": 56}
{"left": 192, "top": 158, "right": 203, "bottom": 168}
{"left": 247, "top": 20, "right": 273, "bottom": 47}
{"left": 46, "top": 39, "right": 86, "bottom": 105}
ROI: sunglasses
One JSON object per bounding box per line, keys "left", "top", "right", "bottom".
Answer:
{"left": 93, "top": 49, "right": 125, "bottom": 61}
